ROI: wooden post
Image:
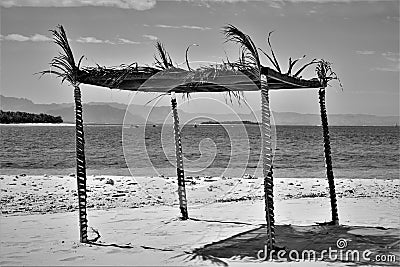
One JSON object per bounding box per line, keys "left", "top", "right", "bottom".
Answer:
{"left": 170, "top": 91, "right": 189, "bottom": 220}
{"left": 261, "top": 78, "right": 275, "bottom": 250}
{"left": 318, "top": 87, "right": 339, "bottom": 225}
{"left": 74, "top": 85, "right": 88, "bottom": 242}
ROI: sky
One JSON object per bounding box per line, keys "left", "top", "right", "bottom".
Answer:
{"left": 0, "top": 0, "right": 399, "bottom": 116}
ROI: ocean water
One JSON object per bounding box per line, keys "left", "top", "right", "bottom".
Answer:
{"left": 1, "top": 125, "right": 399, "bottom": 179}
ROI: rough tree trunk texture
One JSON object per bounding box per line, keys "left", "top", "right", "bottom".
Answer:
{"left": 74, "top": 85, "right": 88, "bottom": 242}
{"left": 170, "top": 92, "right": 189, "bottom": 220}
{"left": 318, "top": 88, "right": 339, "bottom": 225}
{"left": 261, "top": 80, "right": 275, "bottom": 250}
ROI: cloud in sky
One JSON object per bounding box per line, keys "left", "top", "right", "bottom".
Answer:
{"left": 2, "top": 33, "right": 52, "bottom": 42}
{"left": 2, "top": 33, "right": 140, "bottom": 45}
{"left": 154, "top": 24, "right": 211, "bottom": 30}
{"left": 1, "top": 0, "right": 361, "bottom": 10}
{"left": 382, "top": 52, "right": 400, "bottom": 61}
{"left": 266, "top": 0, "right": 359, "bottom": 9}
{"left": 356, "top": 50, "right": 375, "bottom": 55}
{"left": 143, "top": 34, "right": 158, "bottom": 40}
{"left": 374, "top": 52, "right": 400, "bottom": 72}
{"left": 76, "top": 36, "right": 140, "bottom": 44}
{"left": 1, "top": 0, "right": 156, "bottom": 10}
{"left": 118, "top": 38, "right": 140, "bottom": 44}
{"left": 76, "top": 36, "right": 106, "bottom": 44}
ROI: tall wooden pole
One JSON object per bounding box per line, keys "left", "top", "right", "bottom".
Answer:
{"left": 74, "top": 85, "right": 88, "bottom": 242}
{"left": 261, "top": 78, "right": 275, "bottom": 250}
{"left": 318, "top": 87, "right": 339, "bottom": 225}
{"left": 170, "top": 91, "right": 189, "bottom": 220}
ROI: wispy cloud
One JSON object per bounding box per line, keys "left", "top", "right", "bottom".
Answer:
{"left": 31, "top": 34, "right": 53, "bottom": 42}
{"left": 77, "top": 36, "right": 140, "bottom": 45}
{"left": 374, "top": 52, "right": 400, "bottom": 72}
{"left": 374, "top": 66, "right": 400, "bottom": 72}
{"left": 118, "top": 38, "right": 140, "bottom": 44}
{"left": 2, "top": 32, "right": 140, "bottom": 45}
{"left": 382, "top": 52, "right": 400, "bottom": 61}
{"left": 76, "top": 36, "right": 105, "bottom": 44}
{"left": 143, "top": 34, "right": 158, "bottom": 41}
{"left": 154, "top": 24, "right": 211, "bottom": 30}
{"left": 267, "top": 0, "right": 357, "bottom": 9}
{"left": 268, "top": 0, "right": 284, "bottom": 9}
{"left": 386, "top": 16, "right": 400, "bottom": 22}
{"left": 2, "top": 33, "right": 52, "bottom": 42}
{"left": 1, "top": 0, "right": 361, "bottom": 11}
{"left": 356, "top": 50, "right": 375, "bottom": 55}
{"left": 1, "top": 0, "right": 156, "bottom": 10}
{"left": 276, "top": 0, "right": 357, "bottom": 3}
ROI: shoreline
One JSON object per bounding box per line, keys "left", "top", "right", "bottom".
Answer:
{"left": 1, "top": 174, "right": 399, "bottom": 216}
{"left": 1, "top": 169, "right": 398, "bottom": 180}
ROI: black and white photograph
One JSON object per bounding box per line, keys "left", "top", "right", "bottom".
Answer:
{"left": 0, "top": 0, "right": 399, "bottom": 266}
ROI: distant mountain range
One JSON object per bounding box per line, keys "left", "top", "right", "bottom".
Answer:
{"left": 1, "top": 95, "right": 399, "bottom": 126}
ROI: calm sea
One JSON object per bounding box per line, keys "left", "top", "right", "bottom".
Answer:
{"left": 1, "top": 125, "right": 399, "bottom": 179}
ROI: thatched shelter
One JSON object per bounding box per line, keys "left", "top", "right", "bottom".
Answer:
{"left": 41, "top": 25, "right": 340, "bottom": 253}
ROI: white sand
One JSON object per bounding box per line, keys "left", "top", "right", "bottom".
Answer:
{"left": 1, "top": 174, "right": 399, "bottom": 266}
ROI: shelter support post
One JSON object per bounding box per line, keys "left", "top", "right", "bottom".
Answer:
{"left": 74, "top": 85, "right": 88, "bottom": 242}
{"left": 261, "top": 79, "right": 275, "bottom": 250}
{"left": 170, "top": 91, "right": 189, "bottom": 220}
{"left": 318, "top": 87, "right": 339, "bottom": 225}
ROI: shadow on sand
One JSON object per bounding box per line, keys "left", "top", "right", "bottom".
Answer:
{"left": 192, "top": 224, "right": 400, "bottom": 266}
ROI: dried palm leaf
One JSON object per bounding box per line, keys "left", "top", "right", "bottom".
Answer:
{"left": 315, "top": 59, "right": 343, "bottom": 89}
{"left": 266, "top": 31, "right": 281, "bottom": 73}
{"left": 39, "top": 25, "right": 83, "bottom": 86}
{"left": 287, "top": 55, "right": 306, "bottom": 76}
{"left": 185, "top": 44, "right": 198, "bottom": 71}
{"left": 222, "top": 24, "right": 261, "bottom": 78}
{"left": 154, "top": 41, "right": 173, "bottom": 70}
{"left": 293, "top": 58, "right": 318, "bottom": 78}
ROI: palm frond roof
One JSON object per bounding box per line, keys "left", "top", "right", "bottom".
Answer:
{"left": 44, "top": 25, "right": 323, "bottom": 92}
{"left": 77, "top": 64, "right": 321, "bottom": 92}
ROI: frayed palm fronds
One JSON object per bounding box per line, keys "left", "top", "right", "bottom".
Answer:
{"left": 225, "top": 90, "right": 244, "bottom": 106}
{"left": 287, "top": 55, "right": 306, "bottom": 76}
{"left": 266, "top": 31, "right": 281, "bottom": 73}
{"left": 258, "top": 31, "right": 281, "bottom": 73}
{"left": 185, "top": 44, "right": 198, "bottom": 71}
{"left": 315, "top": 59, "right": 343, "bottom": 89}
{"left": 79, "top": 63, "right": 143, "bottom": 89}
{"left": 222, "top": 24, "right": 261, "bottom": 78}
{"left": 153, "top": 41, "right": 195, "bottom": 98}
{"left": 293, "top": 58, "right": 318, "bottom": 78}
{"left": 39, "top": 25, "right": 83, "bottom": 86}
{"left": 258, "top": 31, "right": 319, "bottom": 79}
{"left": 183, "top": 63, "right": 246, "bottom": 103}
{"left": 154, "top": 41, "right": 173, "bottom": 70}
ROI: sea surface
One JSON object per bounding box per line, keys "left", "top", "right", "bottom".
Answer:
{"left": 1, "top": 125, "right": 399, "bottom": 179}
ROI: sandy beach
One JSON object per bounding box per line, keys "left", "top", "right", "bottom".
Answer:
{"left": 1, "top": 174, "right": 399, "bottom": 266}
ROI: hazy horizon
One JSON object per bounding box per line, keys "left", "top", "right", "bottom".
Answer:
{"left": 2, "top": 94, "right": 399, "bottom": 117}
